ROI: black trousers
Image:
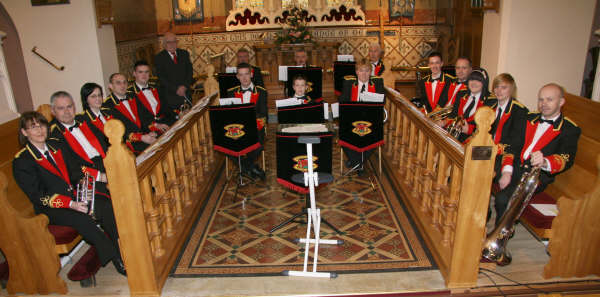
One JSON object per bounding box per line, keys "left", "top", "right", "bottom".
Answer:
{"left": 343, "top": 147, "right": 374, "bottom": 167}
{"left": 228, "top": 129, "right": 265, "bottom": 171}
{"left": 40, "top": 196, "right": 120, "bottom": 265}
{"left": 493, "top": 172, "right": 547, "bottom": 226}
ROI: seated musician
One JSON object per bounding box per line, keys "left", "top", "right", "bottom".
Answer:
{"left": 494, "top": 83, "right": 580, "bottom": 226}
{"left": 226, "top": 63, "right": 267, "bottom": 180}
{"left": 79, "top": 82, "right": 113, "bottom": 134}
{"left": 49, "top": 91, "right": 110, "bottom": 196}
{"left": 129, "top": 60, "right": 176, "bottom": 131}
{"left": 414, "top": 51, "right": 455, "bottom": 113}
{"left": 339, "top": 58, "right": 385, "bottom": 175}
{"left": 13, "top": 111, "right": 126, "bottom": 276}
{"left": 236, "top": 48, "right": 264, "bottom": 87}
{"left": 445, "top": 69, "right": 492, "bottom": 143}
{"left": 368, "top": 42, "right": 385, "bottom": 76}
{"left": 102, "top": 73, "right": 157, "bottom": 155}
{"left": 448, "top": 56, "right": 472, "bottom": 107}
{"left": 294, "top": 49, "right": 310, "bottom": 67}
{"left": 485, "top": 73, "right": 528, "bottom": 146}
{"left": 291, "top": 74, "right": 321, "bottom": 103}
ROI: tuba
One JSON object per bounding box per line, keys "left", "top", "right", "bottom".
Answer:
{"left": 76, "top": 172, "right": 96, "bottom": 219}
{"left": 481, "top": 166, "right": 541, "bottom": 265}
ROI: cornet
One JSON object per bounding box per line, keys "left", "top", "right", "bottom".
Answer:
{"left": 76, "top": 172, "right": 96, "bottom": 219}
{"left": 446, "top": 116, "right": 464, "bottom": 138}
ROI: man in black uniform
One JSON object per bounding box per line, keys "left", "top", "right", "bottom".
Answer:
{"left": 368, "top": 42, "right": 385, "bottom": 76}
{"left": 226, "top": 63, "right": 268, "bottom": 180}
{"left": 154, "top": 32, "right": 194, "bottom": 116}
{"left": 414, "top": 51, "right": 455, "bottom": 113}
{"left": 494, "top": 83, "right": 581, "bottom": 225}
{"left": 102, "top": 73, "right": 157, "bottom": 155}
{"left": 294, "top": 49, "right": 310, "bottom": 67}
{"left": 339, "top": 58, "right": 385, "bottom": 175}
{"left": 13, "top": 111, "right": 126, "bottom": 276}
{"left": 236, "top": 48, "right": 264, "bottom": 87}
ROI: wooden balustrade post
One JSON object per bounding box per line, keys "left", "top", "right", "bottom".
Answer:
{"left": 442, "top": 165, "right": 462, "bottom": 246}
{"left": 398, "top": 115, "right": 410, "bottom": 176}
{"left": 176, "top": 140, "right": 191, "bottom": 205}
{"left": 104, "top": 119, "right": 160, "bottom": 296}
{"left": 199, "top": 117, "right": 210, "bottom": 171}
{"left": 153, "top": 163, "right": 175, "bottom": 237}
{"left": 191, "top": 123, "right": 204, "bottom": 178}
{"left": 422, "top": 140, "right": 436, "bottom": 211}
{"left": 413, "top": 131, "right": 426, "bottom": 197}
{"left": 431, "top": 153, "right": 447, "bottom": 228}
{"left": 392, "top": 105, "right": 401, "bottom": 163}
{"left": 404, "top": 122, "right": 417, "bottom": 185}
{"left": 205, "top": 112, "right": 214, "bottom": 161}
{"left": 447, "top": 107, "right": 496, "bottom": 288}
{"left": 184, "top": 132, "right": 198, "bottom": 193}
{"left": 166, "top": 151, "right": 184, "bottom": 220}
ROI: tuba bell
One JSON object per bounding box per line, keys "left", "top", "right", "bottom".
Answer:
{"left": 481, "top": 166, "right": 541, "bottom": 265}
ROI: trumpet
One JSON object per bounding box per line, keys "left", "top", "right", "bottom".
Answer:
{"left": 76, "top": 172, "right": 96, "bottom": 218}
{"left": 426, "top": 105, "right": 454, "bottom": 121}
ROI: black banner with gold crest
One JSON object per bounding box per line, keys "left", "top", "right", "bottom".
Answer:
{"left": 286, "top": 67, "right": 323, "bottom": 100}
{"left": 339, "top": 102, "right": 384, "bottom": 152}
{"left": 209, "top": 104, "right": 260, "bottom": 156}
{"left": 276, "top": 130, "right": 332, "bottom": 193}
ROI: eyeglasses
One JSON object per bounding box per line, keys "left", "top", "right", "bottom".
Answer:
{"left": 26, "top": 124, "right": 45, "bottom": 131}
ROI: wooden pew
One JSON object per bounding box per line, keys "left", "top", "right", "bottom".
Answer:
{"left": 517, "top": 93, "right": 600, "bottom": 279}
{"left": 103, "top": 92, "right": 221, "bottom": 296}
{"left": 383, "top": 88, "right": 497, "bottom": 288}
{"left": 0, "top": 107, "right": 82, "bottom": 295}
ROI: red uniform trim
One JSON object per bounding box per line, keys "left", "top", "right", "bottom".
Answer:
{"left": 213, "top": 142, "right": 261, "bottom": 157}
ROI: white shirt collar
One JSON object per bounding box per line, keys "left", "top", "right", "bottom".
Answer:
{"left": 541, "top": 113, "right": 561, "bottom": 122}
{"left": 241, "top": 83, "right": 254, "bottom": 91}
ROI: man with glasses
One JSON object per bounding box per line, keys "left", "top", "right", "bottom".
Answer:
{"left": 155, "top": 32, "right": 194, "bottom": 117}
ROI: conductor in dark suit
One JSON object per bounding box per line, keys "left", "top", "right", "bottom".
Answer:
{"left": 154, "top": 32, "right": 194, "bottom": 116}
{"left": 339, "top": 59, "right": 385, "bottom": 175}
{"left": 493, "top": 83, "right": 581, "bottom": 225}
{"left": 13, "top": 111, "right": 126, "bottom": 276}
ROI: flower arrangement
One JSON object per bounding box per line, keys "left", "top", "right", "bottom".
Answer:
{"left": 275, "top": 6, "right": 315, "bottom": 45}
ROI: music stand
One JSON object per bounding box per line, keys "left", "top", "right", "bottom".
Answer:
{"left": 286, "top": 67, "right": 323, "bottom": 101}
{"left": 217, "top": 73, "right": 240, "bottom": 97}
{"left": 277, "top": 102, "right": 325, "bottom": 124}
{"left": 281, "top": 136, "right": 342, "bottom": 279}
{"left": 339, "top": 102, "right": 385, "bottom": 176}
{"left": 209, "top": 103, "right": 261, "bottom": 203}
{"left": 333, "top": 61, "right": 356, "bottom": 96}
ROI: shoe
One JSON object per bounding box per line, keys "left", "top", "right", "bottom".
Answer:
{"left": 345, "top": 160, "right": 353, "bottom": 168}
{"left": 112, "top": 258, "right": 127, "bottom": 276}
{"left": 251, "top": 165, "right": 266, "bottom": 181}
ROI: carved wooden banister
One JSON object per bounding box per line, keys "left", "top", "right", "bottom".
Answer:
{"left": 104, "top": 92, "right": 221, "bottom": 296}
{"left": 383, "top": 87, "right": 496, "bottom": 288}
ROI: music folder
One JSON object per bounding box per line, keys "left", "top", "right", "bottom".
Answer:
{"left": 209, "top": 103, "right": 260, "bottom": 157}
{"left": 333, "top": 61, "right": 356, "bottom": 96}
{"left": 277, "top": 101, "right": 325, "bottom": 124}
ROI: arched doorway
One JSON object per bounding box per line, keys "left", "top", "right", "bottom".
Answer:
{"left": 0, "top": 2, "right": 33, "bottom": 113}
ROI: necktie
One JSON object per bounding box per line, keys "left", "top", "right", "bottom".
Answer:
{"left": 360, "top": 84, "right": 366, "bottom": 93}
{"left": 492, "top": 106, "right": 503, "bottom": 136}
{"left": 464, "top": 96, "right": 476, "bottom": 117}
{"left": 44, "top": 150, "right": 59, "bottom": 170}
{"left": 171, "top": 52, "right": 177, "bottom": 64}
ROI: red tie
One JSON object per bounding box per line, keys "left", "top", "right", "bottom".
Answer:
{"left": 171, "top": 52, "right": 177, "bottom": 64}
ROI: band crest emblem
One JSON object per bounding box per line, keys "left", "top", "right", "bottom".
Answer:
{"left": 224, "top": 124, "right": 245, "bottom": 139}
{"left": 293, "top": 155, "right": 318, "bottom": 172}
{"left": 352, "top": 121, "right": 372, "bottom": 136}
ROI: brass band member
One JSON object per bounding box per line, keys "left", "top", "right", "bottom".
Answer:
{"left": 448, "top": 56, "right": 472, "bottom": 107}
{"left": 368, "top": 42, "right": 385, "bottom": 76}
{"left": 79, "top": 82, "right": 112, "bottom": 134}
{"left": 13, "top": 111, "right": 126, "bottom": 276}
{"left": 236, "top": 48, "right": 264, "bottom": 87}
{"left": 494, "top": 83, "right": 580, "bottom": 225}
{"left": 414, "top": 51, "right": 455, "bottom": 113}
{"left": 485, "top": 73, "right": 528, "bottom": 146}
{"left": 291, "top": 74, "right": 321, "bottom": 104}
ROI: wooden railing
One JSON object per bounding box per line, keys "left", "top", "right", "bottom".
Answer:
{"left": 103, "top": 92, "right": 222, "bottom": 296}
{"left": 383, "top": 87, "right": 497, "bottom": 288}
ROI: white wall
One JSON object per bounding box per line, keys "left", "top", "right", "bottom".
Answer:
{"left": 0, "top": 0, "right": 118, "bottom": 111}
{"left": 481, "top": 0, "right": 595, "bottom": 109}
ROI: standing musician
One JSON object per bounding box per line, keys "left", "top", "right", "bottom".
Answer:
{"left": 445, "top": 69, "right": 492, "bottom": 143}
{"left": 494, "top": 83, "right": 580, "bottom": 225}
{"left": 129, "top": 60, "right": 176, "bottom": 131}
{"left": 415, "top": 51, "right": 456, "bottom": 113}
{"left": 291, "top": 74, "right": 321, "bottom": 103}
{"left": 368, "top": 42, "right": 385, "bottom": 76}
{"left": 236, "top": 48, "right": 264, "bottom": 87}
{"left": 79, "top": 82, "right": 112, "bottom": 134}
{"left": 49, "top": 91, "right": 110, "bottom": 196}
{"left": 102, "top": 73, "right": 157, "bottom": 155}
{"left": 13, "top": 111, "right": 126, "bottom": 276}
{"left": 226, "top": 63, "right": 268, "bottom": 180}
{"left": 339, "top": 58, "right": 385, "bottom": 175}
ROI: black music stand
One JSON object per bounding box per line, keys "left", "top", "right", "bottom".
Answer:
{"left": 333, "top": 61, "right": 356, "bottom": 96}
{"left": 271, "top": 125, "right": 340, "bottom": 234}
{"left": 209, "top": 103, "right": 261, "bottom": 203}
{"left": 217, "top": 73, "right": 239, "bottom": 97}
{"left": 286, "top": 67, "right": 323, "bottom": 101}
{"left": 339, "top": 102, "right": 385, "bottom": 176}
{"left": 277, "top": 102, "right": 325, "bottom": 124}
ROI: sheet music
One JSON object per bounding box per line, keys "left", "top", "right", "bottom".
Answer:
{"left": 281, "top": 123, "right": 329, "bottom": 133}
{"left": 279, "top": 66, "right": 289, "bottom": 81}
{"left": 337, "top": 55, "right": 354, "bottom": 62}
{"left": 331, "top": 103, "right": 339, "bottom": 118}
{"left": 323, "top": 102, "right": 329, "bottom": 120}
{"left": 531, "top": 204, "right": 558, "bottom": 217}
{"left": 276, "top": 98, "right": 303, "bottom": 108}
{"left": 225, "top": 66, "right": 237, "bottom": 73}
{"left": 219, "top": 97, "right": 242, "bottom": 105}
{"left": 359, "top": 91, "right": 385, "bottom": 103}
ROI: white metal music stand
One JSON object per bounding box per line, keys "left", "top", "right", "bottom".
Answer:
{"left": 283, "top": 136, "right": 342, "bottom": 279}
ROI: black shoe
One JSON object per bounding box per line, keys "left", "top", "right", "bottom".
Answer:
{"left": 112, "top": 258, "right": 127, "bottom": 276}
{"left": 80, "top": 275, "right": 96, "bottom": 287}
{"left": 345, "top": 160, "right": 354, "bottom": 168}
{"left": 251, "top": 165, "right": 266, "bottom": 181}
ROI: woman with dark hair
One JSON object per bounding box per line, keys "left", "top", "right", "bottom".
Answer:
{"left": 79, "top": 82, "right": 112, "bottom": 133}
{"left": 13, "top": 111, "right": 126, "bottom": 276}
